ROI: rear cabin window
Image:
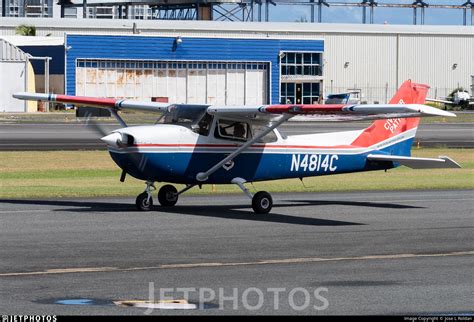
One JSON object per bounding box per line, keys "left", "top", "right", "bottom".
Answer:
{"left": 251, "top": 124, "right": 278, "bottom": 143}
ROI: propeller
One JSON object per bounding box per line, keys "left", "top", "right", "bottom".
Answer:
{"left": 80, "top": 110, "right": 146, "bottom": 183}
{"left": 87, "top": 119, "right": 110, "bottom": 137}
{"left": 81, "top": 111, "right": 111, "bottom": 137}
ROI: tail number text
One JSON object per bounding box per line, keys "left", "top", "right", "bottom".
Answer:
{"left": 290, "top": 154, "right": 339, "bottom": 172}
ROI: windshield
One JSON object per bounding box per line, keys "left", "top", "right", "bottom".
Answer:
{"left": 325, "top": 93, "right": 349, "bottom": 104}
{"left": 159, "top": 105, "right": 209, "bottom": 125}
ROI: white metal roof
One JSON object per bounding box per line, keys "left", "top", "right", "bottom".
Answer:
{"left": 0, "top": 38, "right": 29, "bottom": 61}
{"left": 0, "top": 36, "right": 64, "bottom": 46}
{"left": 0, "top": 17, "right": 472, "bottom": 38}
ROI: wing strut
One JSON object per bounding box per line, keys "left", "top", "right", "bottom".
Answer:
{"left": 195, "top": 114, "right": 292, "bottom": 182}
{"left": 108, "top": 108, "right": 128, "bottom": 127}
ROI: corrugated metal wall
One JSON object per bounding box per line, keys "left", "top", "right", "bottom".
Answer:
{"left": 324, "top": 33, "right": 474, "bottom": 103}
{"left": 65, "top": 35, "right": 324, "bottom": 104}
{"left": 324, "top": 34, "right": 398, "bottom": 103}
{"left": 398, "top": 34, "right": 474, "bottom": 98}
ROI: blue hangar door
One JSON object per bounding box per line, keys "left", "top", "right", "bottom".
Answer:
{"left": 75, "top": 60, "right": 268, "bottom": 105}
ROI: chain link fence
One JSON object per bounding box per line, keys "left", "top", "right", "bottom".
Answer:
{"left": 325, "top": 85, "right": 462, "bottom": 104}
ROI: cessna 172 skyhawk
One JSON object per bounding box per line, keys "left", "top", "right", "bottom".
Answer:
{"left": 14, "top": 80, "right": 460, "bottom": 214}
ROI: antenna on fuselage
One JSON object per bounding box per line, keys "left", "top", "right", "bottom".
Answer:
{"left": 299, "top": 177, "right": 309, "bottom": 189}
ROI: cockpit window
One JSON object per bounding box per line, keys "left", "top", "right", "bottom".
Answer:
{"left": 215, "top": 119, "right": 251, "bottom": 142}
{"left": 193, "top": 113, "right": 214, "bottom": 136}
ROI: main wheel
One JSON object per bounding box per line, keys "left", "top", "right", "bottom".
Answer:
{"left": 136, "top": 192, "right": 153, "bottom": 211}
{"left": 252, "top": 191, "right": 273, "bottom": 214}
{"left": 158, "top": 184, "right": 178, "bottom": 207}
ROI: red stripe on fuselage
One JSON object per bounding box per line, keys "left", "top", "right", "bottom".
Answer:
{"left": 133, "top": 143, "right": 356, "bottom": 149}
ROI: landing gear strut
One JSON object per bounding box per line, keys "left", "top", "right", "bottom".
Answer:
{"left": 232, "top": 177, "right": 273, "bottom": 214}
{"left": 135, "top": 181, "right": 155, "bottom": 211}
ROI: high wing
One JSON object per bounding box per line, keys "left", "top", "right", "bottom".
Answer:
{"left": 13, "top": 92, "right": 174, "bottom": 113}
{"left": 425, "top": 98, "right": 456, "bottom": 105}
{"left": 426, "top": 98, "right": 474, "bottom": 106}
{"left": 13, "top": 92, "right": 456, "bottom": 122}
{"left": 207, "top": 103, "right": 456, "bottom": 121}
{"left": 367, "top": 154, "right": 461, "bottom": 169}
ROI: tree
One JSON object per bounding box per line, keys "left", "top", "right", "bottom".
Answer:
{"left": 15, "top": 25, "right": 36, "bottom": 36}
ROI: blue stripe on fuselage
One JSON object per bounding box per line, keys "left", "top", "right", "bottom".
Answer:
{"left": 108, "top": 137, "right": 414, "bottom": 184}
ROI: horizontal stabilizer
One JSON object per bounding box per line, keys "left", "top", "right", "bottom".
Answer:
{"left": 366, "top": 154, "right": 461, "bottom": 169}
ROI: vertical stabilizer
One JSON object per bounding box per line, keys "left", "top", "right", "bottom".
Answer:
{"left": 351, "top": 80, "right": 430, "bottom": 156}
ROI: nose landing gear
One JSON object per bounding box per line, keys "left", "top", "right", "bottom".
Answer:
{"left": 135, "top": 181, "right": 155, "bottom": 211}
{"left": 135, "top": 182, "right": 196, "bottom": 211}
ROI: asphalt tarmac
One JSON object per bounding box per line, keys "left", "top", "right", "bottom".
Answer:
{"left": 0, "top": 121, "right": 472, "bottom": 150}
{"left": 0, "top": 190, "right": 472, "bottom": 315}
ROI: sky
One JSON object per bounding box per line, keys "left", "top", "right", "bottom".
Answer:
{"left": 266, "top": 0, "right": 473, "bottom": 25}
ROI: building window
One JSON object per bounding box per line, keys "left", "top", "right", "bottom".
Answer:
{"left": 281, "top": 52, "right": 322, "bottom": 77}
{"left": 280, "top": 51, "right": 323, "bottom": 105}
{"left": 281, "top": 82, "right": 320, "bottom": 105}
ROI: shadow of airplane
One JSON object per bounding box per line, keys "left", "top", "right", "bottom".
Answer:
{"left": 285, "top": 199, "right": 425, "bottom": 210}
{"left": 0, "top": 198, "right": 424, "bottom": 227}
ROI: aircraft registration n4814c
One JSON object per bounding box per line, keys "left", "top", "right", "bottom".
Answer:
{"left": 14, "top": 80, "right": 460, "bottom": 214}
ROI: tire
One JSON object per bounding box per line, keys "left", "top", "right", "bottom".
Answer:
{"left": 252, "top": 191, "right": 273, "bottom": 214}
{"left": 158, "top": 184, "right": 178, "bottom": 207}
{"left": 136, "top": 192, "right": 153, "bottom": 211}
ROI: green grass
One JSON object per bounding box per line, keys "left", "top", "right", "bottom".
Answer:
{"left": 2, "top": 110, "right": 473, "bottom": 124}
{"left": 0, "top": 149, "right": 472, "bottom": 199}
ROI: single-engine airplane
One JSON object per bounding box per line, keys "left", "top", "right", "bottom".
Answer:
{"left": 426, "top": 90, "right": 474, "bottom": 109}
{"left": 14, "top": 80, "right": 460, "bottom": 214}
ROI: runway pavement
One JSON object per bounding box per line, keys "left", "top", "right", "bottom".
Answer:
{"left": 0, "top": 121, "right": 472, "bottom": 150}
{"left": 0, "top": 190, "right": 473, "bottom": 315}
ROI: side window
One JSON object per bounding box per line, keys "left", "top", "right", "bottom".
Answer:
{"left": 214, "top": 119, "right": 251, "bottom": 142}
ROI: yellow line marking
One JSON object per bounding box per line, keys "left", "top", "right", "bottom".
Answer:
{"left": 1, "top": 251, "right": 473, "bottom": 277}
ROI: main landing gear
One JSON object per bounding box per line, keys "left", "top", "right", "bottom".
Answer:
{"left": 231, "top": 177, "right": 273, "bottom": 214}
{"left": 135, "top": 182, "right": 194, "bottom": 211}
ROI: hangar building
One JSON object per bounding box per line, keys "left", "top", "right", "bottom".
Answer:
{"left": 0, "top": 38, "right": 37, "bottom": 112}
{"left": 0, "top": 18, "right": 473, "bottom": 111}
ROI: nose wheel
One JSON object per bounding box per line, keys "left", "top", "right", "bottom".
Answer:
{"left": 135, "top": 181, "right": 156, "bottom": 211}
{"left": 136, "top": 192, "right": 153, "bottom": 211}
